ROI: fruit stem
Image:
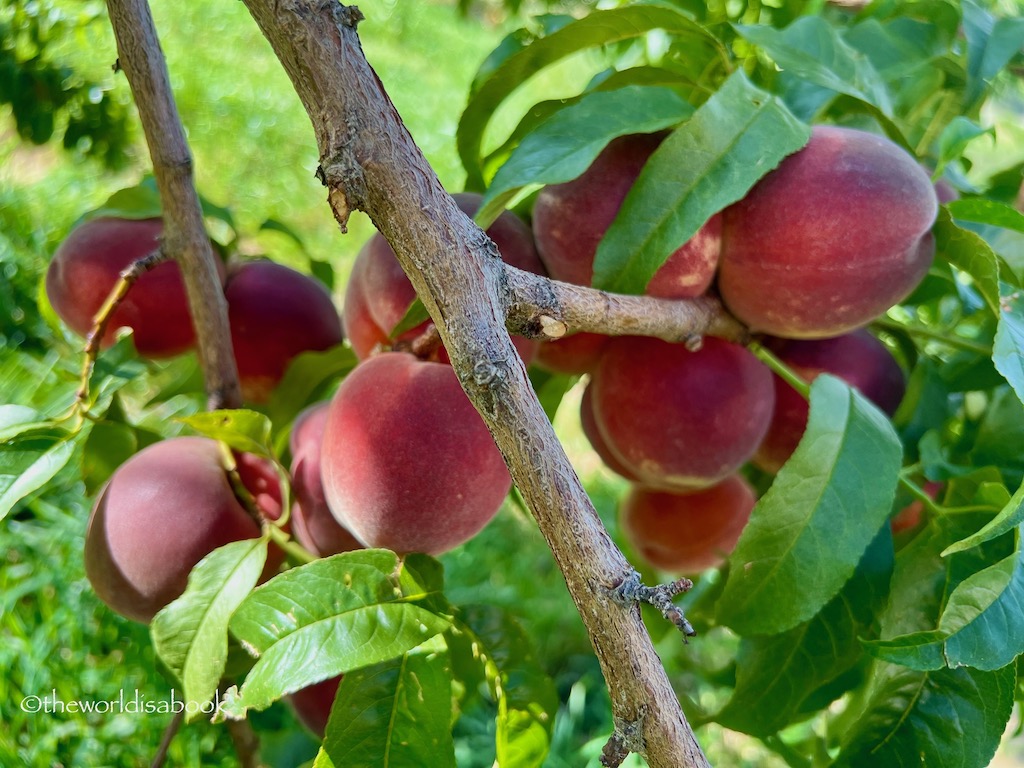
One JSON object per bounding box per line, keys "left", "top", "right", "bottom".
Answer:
{"left": 748, "top": 341, "right": 810, "bottom": 398}
{"left": 266, "top": 524, "right": 316, "bottom": 566}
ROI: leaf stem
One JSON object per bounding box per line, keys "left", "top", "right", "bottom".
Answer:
{"left": 872, "top": 317, "right": 991, "bottom": 356}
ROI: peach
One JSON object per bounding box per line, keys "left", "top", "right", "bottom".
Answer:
{"left": 46, "top": 217, "right": 219, "bottom": 357}
{"left": 589, "top": 336, "right": 774, "bottom": 491}
{"left": 719, "top": 125, "right": 938, "bottom": 338}
{"left": 534, "top": 331, "right": 609, "bottom": 376}
{"left": 622, "top": 474, "right": 756, "bottom": 573}
{"left": 579, "top": 384, "right": 638, "bottom": 481}
{"left": 342, "top": 192, "right": 545, "bottom": 363}
{"left": 753, "top": 330, "right": 906, "bottom": 473}
{"left": 532, "top": 132, "right": 722, "bottom": 297}
{"left": 225, "top": 260, "right": 344, "bottom": 402}
{"left": 84, "top": 437, "right": 279, "bottom": 623}
{"left": 289, "top": 403, "right": 362, "bottom": 557}
{"left": 321, "top": 352, "right": 511, "bottom": 556}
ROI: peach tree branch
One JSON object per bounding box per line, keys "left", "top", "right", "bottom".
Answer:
{"left": 105, "top": 0, "right": 241, "bottom": 410}
{"left": 238, "top": 1, "right": 711, "bottom": 765}
{"left": 503, "top": 264, "right": 749, "bottom": 345}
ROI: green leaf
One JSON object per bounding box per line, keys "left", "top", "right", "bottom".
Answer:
{"left": 735, "top": 16, "right": 894, "bottom": 117}
{"left": 451, "top": 605, "right": 558, "bottom": 768}
{"left": 963, "top": 0, "right": 1024, "bottom": 107}
{"left": 80, "top": 179, "right": 163, "bottom": 222}
{"left": 81, "top": 420, "right": 137, "bottom": 494}
{"left": 994, "top": 282, "right": 1024, "bottom": 405}
{"left": 389, "top": 298, "right": 431, "bottom": 340}
{"left": 716, "top": 375, "right": 902, "bottom": 636}
{"left": 713, "top": 527, "right": 893, "bottom": 736}
{"left": 477, "top": 85, "right": 694, "bottom": 227}
{"left": 86, "top": 334, "right": 147, "bottom": 417}
{"left": 151, "top": 538, "right": 268, "bottom": 719}
{"left": 527, "top": 369, "right": 577, "bottom": 423}
{"left": 0, "top": 405, "right": 52, "bottom": 442}
{"left": 180, "top": 409, "right": 274, "bottom": 458}
{"left": 266, "top": 345, "right": 356, "bottom": 431}
{"left": 0, "top": 427, "right": 76, "bottom": 521}
{"left": 866, "top": 530, "right": 1024, "bottom": 672}
{"left": 949, "top": 198, "right": 1024, "bottom": 236}
{"left": 320, "top": 637, "right": 455, "bottom": 768}
{"left": 226, "top": 550, "right": 450, "bottom": 716}
{"left": 943, "top": 479, "right": 1024, "bottom": 556}
{"left": 592, "top": 70, "right": 810, "bottom": 295}
{"left": 936, "top": 118, "right": 994, "bottom": 175}
{"left": 934, "top": 208, "right": 1002, "bottom": 315}
{"left": 835, "top": 664, "right": 1015, "bottom": 768}
{"left": 457, "top": 5, "right": 721, "bottom": 189}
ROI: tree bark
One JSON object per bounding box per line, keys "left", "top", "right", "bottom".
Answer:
{"left": 106, "top": 0, "right": 241, "bottom": 411}
{"left": 239, "top": 2, "right": 712, "bottom": 765}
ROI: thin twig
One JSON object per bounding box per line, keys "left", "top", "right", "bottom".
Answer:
{"left": 225, "top": 717, "right": 265, "bottom": 768}
{"left": 609, "top": 571, "right": 697, "bottom": 639}
{"left": 149, "top": 709, "right": 185, "bottom": 768}
{"left": 75, "top": 248, "right": 168, "bottom": 414}
{"left": 105, "top": 0, "right": 241, "bottom": 410}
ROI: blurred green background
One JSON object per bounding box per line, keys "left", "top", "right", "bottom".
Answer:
{"left": 2, "top": 1, "right": 1023, "bottom": 766}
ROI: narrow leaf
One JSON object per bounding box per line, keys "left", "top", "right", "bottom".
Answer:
{"left": 717, "top": 375, "right": 902, "bottom": 636}
{"left": 227, "top": 551, "right": 450, "bottom": 715}
{"left": 151, "top": 538, "right": 268, "bottom": 718}
{"left": 81, "top": 420, "right": 138, "bottom": 493}
{"left": 266, "top": 345, "right": 357, "bottom": 430}
{"left": 389, "top": 298, "right": 431, "bottom": 340}
{"left": 592, "top": 70, "right": 810, "bottom": 295}
{"left": 457, "top": 5, "right": 720, "bottom": 188}
{"left": 180, "top": 409, "right": 274, "bottom": 458}
{"left": 934, "top": 208, "right": 1002, "bottom": 314}
{"left": 994, "top": 281, "right": 1024, "bottom": 405}
{"left": 963, "top": 0, "right": 1024, "bottom": 106}
{"left": 835, "top": 664, "right": 1015, "bottom": 768}
{"left": 943, "top": 478, "right": 1024, "bottom": 556}
{"left": 0, "top": 428, "right": 76, "bottom": 521}
{"left": 713, "top": 527, "right": 893, "bottom": 736}
{"left": 452, "top": 605, "right": 558, "bottom": 768}
{"left": 949, "top": 198, "right": 1024, "bottom": 235}
{"left": 735, "top": 16, "right": 894, "bottom": 116}
{"left": 321, "top": 638, "right": 455, "bottom": 768}
{"left": 477, "top": 85, "right": 694, "bottom": 226}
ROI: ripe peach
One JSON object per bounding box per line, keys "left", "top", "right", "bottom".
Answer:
{"left": 46, "top": 217, "right": 219, "bottom": 357}
{"left": 719, "top": 125, "right": 938, "bottom": 338}
{"left": 753, "top": 330, "right": 906, "bottom": 473}
{"left": 225, "top": 260, "right": 344, "bottom": 403}
{"left": 288, "top": 675, "right": 341, "bottom": 739}
{"left": 891, "top": 481, "right": 942, "bottom": 535}
{"left": 534, "top": 331, "right": 609, "bottom": 375}
{"left": 622, "top": 474, "right": 756, "bottom": 573}
{"left": 342, "top": 192, "right": 545, "bottom": 363}
{"left": 532, "top": 132, "right": 722, "bottom": 297}
{"left": 579, "top": 384, "right": 638, "bottom": 481}
{"left": 321, "top": 352, "right": 511, "bottom": 556}
{"left": 84, "top": 437, "right": 279, "bottom": 623}
{"left": 289, "top": 402, "right": 362, "bottom": 557}
{"left": 589, "top": 336, "right": 774, "bottom": 491}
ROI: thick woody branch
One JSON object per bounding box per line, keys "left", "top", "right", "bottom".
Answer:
{"left": 239, "top": 1, "right": 709, "bottom": 766}
{"left": 105, "top": 0, "right": 241, "bottom": 410}
{"left": 503, "top": 264, "right": 749, "bottom": 345}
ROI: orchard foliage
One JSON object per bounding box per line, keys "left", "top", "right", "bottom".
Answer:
{"left": 4, "top": 0, "right": 1024, "bottom": 767}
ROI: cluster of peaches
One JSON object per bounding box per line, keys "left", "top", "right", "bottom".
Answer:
{"left": 46, "top": 123, "right": 937, "bottom": 732}
{"left": 530, "top": 125, "right": 937, "bottom": 572}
